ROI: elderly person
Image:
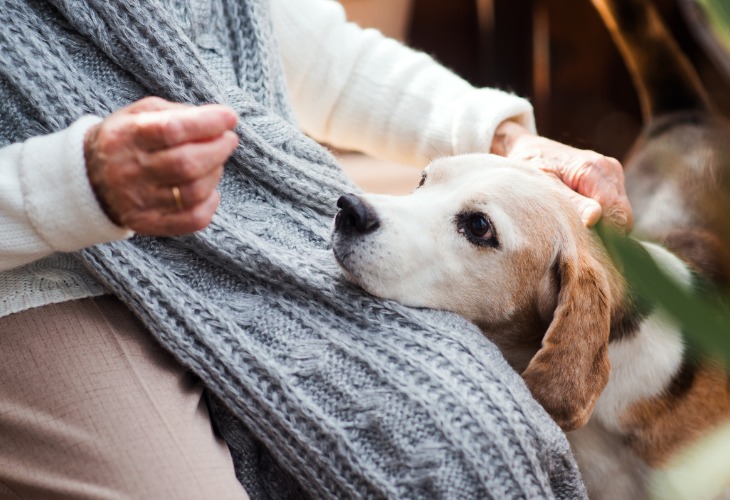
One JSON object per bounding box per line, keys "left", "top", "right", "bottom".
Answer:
{"left": 0, "top": 0, "right": 630, "bottom": 498}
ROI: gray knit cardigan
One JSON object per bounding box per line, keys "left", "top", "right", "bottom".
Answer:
{"left": 0, "top": 0, "right": 586, "bottom": 497}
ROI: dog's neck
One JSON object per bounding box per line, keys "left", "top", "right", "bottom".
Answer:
{"left": 592, "top": 239, "right": 693, "bottom": 435}
{"left": 476, "top": 235, "right": 693, "bottom": 374}
{"left": 603, "top": 238, "right": 695, "bottom": 343}
{"left": 602, "top": 240, "right": 652, "bottom": 343}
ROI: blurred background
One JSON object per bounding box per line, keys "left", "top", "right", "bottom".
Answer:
{"left": 337, "top": 0, "right": 730, "bottom": 193}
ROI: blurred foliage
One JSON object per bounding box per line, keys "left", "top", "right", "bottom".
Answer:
{"left": 696, "top": 0, "right": 730, "bottom": 49}
{"left": 595, "top": 224, "right": 730, "bottom": 498}
{"left": 596, "top": 223, "right": 730, "bottom": 365}
{"left": 650, "top": 419, "right": 730, "bottom": 500}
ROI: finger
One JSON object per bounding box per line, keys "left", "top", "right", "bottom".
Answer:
{"left": 600, "top": 195, "right": 634, "bottom": 233}
{"left": 133, "top": 105, "right": 239, "bottom": 151}
{"left": 533, "top": 156, "right": 587, "bottom": 192}
{"left": 585, "top": 180, "right": 633, "bottom": 232}
{"left": 565, "top": 189, "right": 603, "bottom": 227}
{"left": 143, "top": 130, "right": 238, "bottom": 183}
{"left": 163, "top": 164, "right": 225, "bottom": 210}
{"left": 130, "top": 191, "right": 221, "bottom": 236}
{"left": 124, "top": 96, "right": 191, "bottom": 114}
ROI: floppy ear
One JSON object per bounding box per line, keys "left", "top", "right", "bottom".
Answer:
{"left": 522, "top": 251, "right": 612, "bottom": 432}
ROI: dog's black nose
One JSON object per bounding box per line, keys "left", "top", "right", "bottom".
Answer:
{"left": 335, "top": 193, "right": 380, "bottom": 234}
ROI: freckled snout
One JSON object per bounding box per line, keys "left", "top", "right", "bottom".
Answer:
{"left": 335, "top": 193, "right": 380, "bottom": 235}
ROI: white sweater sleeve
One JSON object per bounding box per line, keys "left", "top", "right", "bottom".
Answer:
{"left": 0, "top": 116, "right": 133, "bottom": 272}
{"left": 270, "top": 0, "right": 536, "bottom": 167}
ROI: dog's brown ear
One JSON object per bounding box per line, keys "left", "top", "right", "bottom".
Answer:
{"left": 523, "top": 251, "right": 611, "bottom": 432}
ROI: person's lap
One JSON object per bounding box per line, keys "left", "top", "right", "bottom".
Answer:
{"left": 0, "top": 295, "right": 248, "bottom": 499}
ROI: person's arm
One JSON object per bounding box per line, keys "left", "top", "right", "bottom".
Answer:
{"left": 271, "top": 0, "right": 632, "bottom": 230}
{"left": 270, "top": 0, "right": 535, "bottom": 167}
{"left": 0, "top": 116, "right": 132, "bottom": 272}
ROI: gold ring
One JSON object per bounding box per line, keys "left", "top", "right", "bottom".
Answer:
{"left": 171, "top": 185, "right": 184, "bottom": 211}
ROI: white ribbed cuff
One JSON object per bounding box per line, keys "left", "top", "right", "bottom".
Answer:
{"left": 449, "top": 88, "right": 536, "bottom": 156}
{"left": 19, "top": 115, "right": 134, "bottom": 252}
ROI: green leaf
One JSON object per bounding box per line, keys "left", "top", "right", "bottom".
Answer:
{"left": 595, "top": 223, "right": 730, "bottom": 365}
{"left": 696, "top": 0, "right": 730, "bottom": 49}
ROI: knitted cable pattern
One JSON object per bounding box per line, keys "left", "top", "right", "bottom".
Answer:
{"left": 0, "top": 0, "right": 587, "bottom": 497}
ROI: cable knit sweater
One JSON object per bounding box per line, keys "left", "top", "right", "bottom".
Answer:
{"left": 0, "top": 0, "right": 536, "bottom": 315}
{"left": 0, "top": 0, "right": 586, "bottom": 497}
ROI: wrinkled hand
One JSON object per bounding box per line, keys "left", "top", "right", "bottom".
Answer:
{"left": 84, "top": 96, "right": 239, "bottom": 236}
{"left": 491, "top": 120, "right": 633, "bottom": 232}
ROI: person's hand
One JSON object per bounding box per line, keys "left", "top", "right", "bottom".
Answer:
{"left": 84, "top": 96, "right": 239, "bottom": 236}
{"left": 491, "top": 120, "right": 633, "bottom": 232}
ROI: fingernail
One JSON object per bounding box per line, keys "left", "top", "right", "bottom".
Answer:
{"left": 581, "top": 204, "right": 601, "bottom": 227}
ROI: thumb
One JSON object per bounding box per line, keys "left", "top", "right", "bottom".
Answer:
{"left": 566, "top": 190, "right": 602, "bottom": 227}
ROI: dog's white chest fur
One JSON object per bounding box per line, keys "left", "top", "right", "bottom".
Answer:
{"left": 593, "top": 311, "right": 685, "bottom": 431}
{"left": 592, "top": 242, "right": 691, "bottom": 432}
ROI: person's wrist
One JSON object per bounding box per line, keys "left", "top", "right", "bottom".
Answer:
{"left": 490, "top": 120, "right": 533, "bottom": 156}
{"left": 84, "top": 122, "right": 124, "bottom": 227}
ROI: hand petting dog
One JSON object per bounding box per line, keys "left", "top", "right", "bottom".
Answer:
{"left": 491, "top": 119, "right": 633, "bottom": 232}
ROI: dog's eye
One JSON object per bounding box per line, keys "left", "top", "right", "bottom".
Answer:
{"left": 466, "top": 215, "right": 491, "bottom": 237}
{"left": 457, "top": 212, "right": 498, "bottom": 248}
{"left": 417, "top": 170, "right": 427, "bottom": 188}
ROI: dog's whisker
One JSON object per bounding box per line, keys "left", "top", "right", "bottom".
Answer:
{"left": 426, "top": 144, "right": 443, "bottom": 163}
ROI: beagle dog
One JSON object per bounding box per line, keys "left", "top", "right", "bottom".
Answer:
{"left": 331, "top": 151, "right": 724, "bottom": 438}
{"left": 332, "top": 0, "right": 730, "bottom": 496}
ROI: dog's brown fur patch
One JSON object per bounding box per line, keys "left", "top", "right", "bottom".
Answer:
{"left": 522, "top": 249, "right": 613, "bottom": 431}
{"left": 621, "top": 362, "right": 730, "bottom": 466}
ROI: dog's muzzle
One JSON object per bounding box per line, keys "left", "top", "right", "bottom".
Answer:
{"left": 335, "top": 193, "right": 380, "bottom": 235}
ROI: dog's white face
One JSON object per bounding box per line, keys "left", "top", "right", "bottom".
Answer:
{"left": 332, "top": 153, "right": 579, "bottom": 329}
{"left": 332, "top": 153, "right": 614, "bottom": 432}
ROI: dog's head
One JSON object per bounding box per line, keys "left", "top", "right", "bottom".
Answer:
{"left": 332, "top": 154, "right": 614, "bottom": 431}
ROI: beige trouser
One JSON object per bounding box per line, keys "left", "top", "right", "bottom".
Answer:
{"left": 0, "top": 296, "right": 249, "bottom": 499}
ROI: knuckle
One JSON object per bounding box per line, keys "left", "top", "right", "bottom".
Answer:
{"left": 606, "top": 156, "right": 621, "bottom": 167}
{"left": 140, "top": 96, "right": 166, "bottom": 108}
{"left": 147, "top": 119, "right": 167, "bottom": 144}
{"left": 607, "top": 157, "right": 624, "bottom": 175}
{"left": 579, "top": 153, "right": 601, "bottom": 171}
{"left": 597, "top": 154, "right": 621, "bottom": 172}
{"left": 131, "top": 119, "right": 155, "bottom": 145}
{"left": 161, "top": 117, "right": 184, "bottom": 145}
{"left": 577, "top": 153, "right": 620, "bottom": 178}
{"left": 133, "top": 114, "right": 182, "bottom": 148}
{"left": 95, "top": 122, "right": 119, "bottom": 152}
{"left": 106, "top": 130, "right": 132, "bottom": 155}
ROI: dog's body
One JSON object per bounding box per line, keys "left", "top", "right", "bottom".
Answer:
{"left": 332, "top": 0, "right": 730, "bottom": 497}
